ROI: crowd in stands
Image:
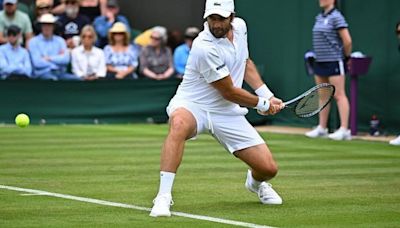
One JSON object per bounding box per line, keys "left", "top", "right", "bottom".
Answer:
{"left": 0, "top": 0, "right": 200, "bottom": 81}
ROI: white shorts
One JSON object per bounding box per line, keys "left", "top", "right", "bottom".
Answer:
{"left": 167, "top": 98, "right": 265, "bottom": 153}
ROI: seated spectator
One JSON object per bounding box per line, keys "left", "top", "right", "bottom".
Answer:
{"left": 167, "top": 29, "right": 183, "bottom": 51}
{"left": 53, "top": 0, "right": 106, "bottom": 21}
{"left": 140, "top": 26, "right": 174, "bottom": 80}
{"left": 29, "top": 13, "right": 80, "bottom": 80}
{"left": 0, "top": 0, "right": 33, "bottom": 46}
{"left": 0, "top": 25, "right": 32, "bottom": 79}
{"left": 33, "top": 0, "right": 54, "bottom": 35}
{"left": 173, "top": 27, "right": 199, "bottom": 78}
{"left": 104, "top": 22, "right": 138, "bottom": 79}
{"left": 71, "top": 25, "right": 106, "bottom": 80}
{"left": 58, "top": 0, "right": 90, "bottom": 49}
{"left": 93, "top": 0, "right": 130, "bottom": 48}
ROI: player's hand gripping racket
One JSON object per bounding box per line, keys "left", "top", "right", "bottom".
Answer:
{"left": 283, "top": 83, "right": 335, "bottom": 118}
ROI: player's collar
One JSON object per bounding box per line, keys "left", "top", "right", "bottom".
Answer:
{"left": 322, "top": 7, "right": 336, "bottom": 17}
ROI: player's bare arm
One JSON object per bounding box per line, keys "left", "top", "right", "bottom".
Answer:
{"left": 244, "top": 59, "right": 284, "bottom": 111}
{"left": 338, "top": 28, "right": 352, "bottom": 57}
{"left": 211, "top": 75, "right": 281, "bottom": 115}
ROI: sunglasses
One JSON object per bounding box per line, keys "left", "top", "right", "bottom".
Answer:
{"left": 151, "top": 36, "right": 161, "bottom": 41}
{"left": 65, "top": 1, "right": 78, "bottom": 5}
{"left": 82, "top": 35, "right": 94, "bottom": 39}
{"left": 38, "top": 6, "right": 51, "bottom": 10}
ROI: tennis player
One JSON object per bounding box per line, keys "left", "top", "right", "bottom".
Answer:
{"left": 150, "top": 0, "right": 284, "bottom": 217}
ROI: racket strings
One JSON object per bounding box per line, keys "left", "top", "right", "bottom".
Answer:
{"left": 295, "top": 87, "right": 334, "bottom": 117}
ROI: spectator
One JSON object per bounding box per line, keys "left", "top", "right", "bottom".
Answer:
{"left": 305, "top": 0, "right": 352, "bottom": 141}
{"left": 167, "top": 29, "right": 183, "bottom": 51}
{"left": 0, "top": 0, "right": 33, "bottom": 46}
{"left": 71, "top": 25, "right": 106, "bottom": 80}
{"left": 93, "top": 0, "right": 129, "bottom": 48}
{"left": 33, "top": 0, "right": 54, "bottom": 35}
{"left": 173, "top": 27, "right": 199, "bottom": 78}
{"left": 53, "top": 0, "right": 106, "bottom": 21}
{"left": 29, "top": 13, "right": 80, "bottom": 80}
{"left": 140, "top": 26, "right": 174, "bottom": 80}
{"left": 57, "top": 0, "right": 90, "bottom": 49}
{"left": 0, "top": 25, "right": 32, "bottom": 79}
{"left": 104, "top": 22, "right": 138, "bottom": 79}
{"left": 0, "top": 0, "right": 3, "bottom": 10}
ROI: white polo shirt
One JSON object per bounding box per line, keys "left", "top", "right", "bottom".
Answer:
{"left": 172, "top": 17, "right": 249, "bottom": 115}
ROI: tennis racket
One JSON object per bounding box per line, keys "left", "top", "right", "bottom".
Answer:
{"left": 283, "top": 83, "right": 335, "bottom": 118}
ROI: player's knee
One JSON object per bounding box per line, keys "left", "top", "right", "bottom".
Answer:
{"left": 169, "top": 116, "right": 193, "bottom": 138}
{"left": 334, "top": 92, "right": 346, "bottom": 101}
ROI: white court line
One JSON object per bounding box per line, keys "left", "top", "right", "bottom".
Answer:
{"left": 0, "top": 185, "right": 276, "bottom": 228}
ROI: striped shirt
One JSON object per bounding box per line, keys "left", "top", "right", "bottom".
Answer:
{"left": 312, "top": 8, "right": 348, "bottom": 62}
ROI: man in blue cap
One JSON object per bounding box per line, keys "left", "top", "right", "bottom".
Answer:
{"left": 0, "top": 25, "right": 32, "bottom": 79}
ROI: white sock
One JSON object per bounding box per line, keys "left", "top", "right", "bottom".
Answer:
{"left": 158, "top": 171, "right": 175, "bottom": 195}
{"left": 247, "top": 170, "right": 262, "bottom": 190}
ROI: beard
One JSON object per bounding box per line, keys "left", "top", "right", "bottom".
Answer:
{"left": 66, "top": 7, "right": 79, "bottom": 18}
{"left": 209, "top": 26, "right": 230, "bottom": 39}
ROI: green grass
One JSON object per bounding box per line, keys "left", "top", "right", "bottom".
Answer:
{"left": 0, "top": 125, "right": 399, "bottom": 227}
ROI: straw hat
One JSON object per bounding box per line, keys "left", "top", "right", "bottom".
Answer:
{"left": 39, "top": 13, "right": 57, "bottom": 24}
{"left": 36, "top": 0, "right": 52, "bottom": 8}
{"left": 108, "top": 22, "right": 130, "bottom": 45}
{"left": 109, "top": 22, "right": 128, "bottom": 34}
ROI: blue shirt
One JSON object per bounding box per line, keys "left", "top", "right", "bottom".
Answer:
{"left": 0, "top": 43, "right": 32, "bottom": 78}
{"left": 93, "top": 15, "right": 130, "bottom": 48}
{"left": 104, "top": 44, "right": 139, "bottom": 71}
{"left": 29, "top": 34, "right": 70, "bottom": 77}
{"left": 312, "top": 8, "right": 348, "bottom": 62}
{"left": 173, "top": 43, "right": 190, "bottom": 75}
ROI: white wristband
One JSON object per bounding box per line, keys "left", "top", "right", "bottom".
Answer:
{"left": 255, "top": 84, "right": 274, "bottom": 100}
{"left": 255, "top": 97, "right": 270, "bottom": 112}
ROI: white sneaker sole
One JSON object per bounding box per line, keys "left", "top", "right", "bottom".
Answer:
{"left": 149, "top": 211, "right": 171, "bottom": 217}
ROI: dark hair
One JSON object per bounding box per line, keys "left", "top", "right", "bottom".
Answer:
{"left": 396, "top": 22, "right": 400, "bottom": 32}
{"left": 7, "top": 25, "right": 21, "bottom": 36}
{"left": 334, "top": 0, "right": 339, "bottom": 8}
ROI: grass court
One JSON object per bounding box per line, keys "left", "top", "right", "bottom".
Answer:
{"left": 1, "top": 124, "right": 399, "bottom": 227}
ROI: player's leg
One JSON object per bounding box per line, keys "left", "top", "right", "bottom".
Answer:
{"left": 305, "top": 75, "right": 330, "bottom": 138}
{"left": 211, "top": 114, "right": 282, "bottom": 204}
{"left": 235, "top": 144, "right": 282, "bottom": 205}
{"left": 160, "top": 108, "right": 197, "bottom": 173}
{"left": 315, "top": 76, "right": 331, "bottom": 128}
{"left": 328, "top": 75, "right": 349, "bottom": 129}
{"left": 150, "top": 108, "right": 197, "bottom": 217}
{"left": 328, "top": 74, "right": 351, "bottom": 140}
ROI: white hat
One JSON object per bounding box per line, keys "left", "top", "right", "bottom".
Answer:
{"left": 4, "top": 0, "right": 17, "bottom": 4}
{"left": 39, "top": 13, "right": 57, "bottom": 24}
{"left": 203, "top": 0, "right": 235, "bottom": 19}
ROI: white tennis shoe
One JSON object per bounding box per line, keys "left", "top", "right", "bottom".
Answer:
{"left": 245, "top": 171, "right": 282, "bottom": 205}
{"left": 149, "top": 193, "right": 173, "bottom": 217}
{"left": 328, "top": 128, "right": 352, "bottom": 141}
{"left": 389, "top": 135, "right": 400, "bottom": 146}
{"left": 305, "top": 126, "right": 328, "bottom": 138}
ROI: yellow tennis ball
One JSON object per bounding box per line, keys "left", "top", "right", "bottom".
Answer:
{"left": 15, "top": 113, "right": 30, "bottom": 128}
